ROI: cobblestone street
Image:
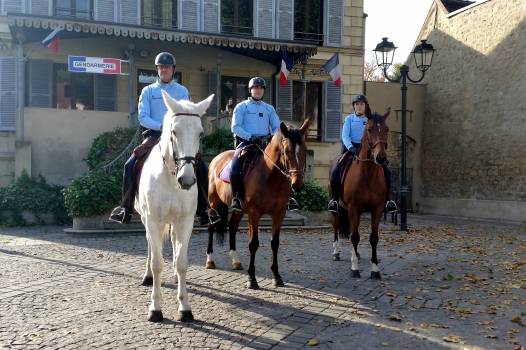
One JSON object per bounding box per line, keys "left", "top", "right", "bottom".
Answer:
{"left": 1, "top": 214, "right": 525, "bottom": 349}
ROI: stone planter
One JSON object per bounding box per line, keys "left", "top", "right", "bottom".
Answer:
{"left": 72, "top": 215, "right": 106, "bottom": 230}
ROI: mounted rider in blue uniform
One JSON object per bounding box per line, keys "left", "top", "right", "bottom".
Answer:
{"left": 230, "top": 77, "right": 299, "bottom": 211}
{"left": 327, "top": 94, "right": 397, "bottom": 214}
{"left": 109, "top": 52, "right": 209, "bottom": 224}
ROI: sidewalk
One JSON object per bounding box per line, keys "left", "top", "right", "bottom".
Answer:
{"left": 0, "top": 214, "right": 524, "bottom": 349}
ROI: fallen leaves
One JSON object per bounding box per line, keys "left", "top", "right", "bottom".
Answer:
{"left": 307, "top": 338, "right": 319, "bottom": 346}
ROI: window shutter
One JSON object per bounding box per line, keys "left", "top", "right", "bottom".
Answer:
{"left": 276, "top": 0, "right": 293, "bottom": 40}
{"left": 0, "top": 57, "right": 17, "bottom": 131}
{"left": 323, "top": 81, "right": 341, "bottom": 142}
{"left": 202, "top": 0, "right": 218, "bottom": 33}
{"left": 181, "top": 0, "right": 200, "bottom": 31}
{"left": 119, "top": 0, "right": 138, "bottom": 24}
{"left": 256, "top": 0, "right": 274, "bottom": 39}
{"left": 207, "top": 70, "right": 218, "bottom": 116}
{"left": 95, "top": 0, "right": 115, "bottom": 22}
{"left": 94, "top": 75, "right": 116, "bottom": 111}
{"left": 29, "top": 0, "right": 49, "bottom": 15}
{"left": 3, "top": 0, "right": 24, "bottom": 14}
{"left": 326, "top": 0, "right": 343, "bottom": 46}
{"left": 275, "top": 77, "right": 292, "bottom": 121}
{"left": 28, "top": 59, "right": 52, "bottom": 108}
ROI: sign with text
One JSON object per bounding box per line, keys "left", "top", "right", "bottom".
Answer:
{"left": 68, "top": 55, "right": 122, "bottom": 74}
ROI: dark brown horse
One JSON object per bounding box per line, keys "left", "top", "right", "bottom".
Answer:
{"left": 206, "top": 118, "right": 310, "bottom": 289}
{"left": 330, "top": 110, "right": 390, "bottom": 280}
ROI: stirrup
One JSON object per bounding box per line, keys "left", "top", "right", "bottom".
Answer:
{"left": 231, "top": 198, "right": 243, "bottom": 212}
{"left": 109, "top": 207, "right": 132, "bottom": 224}
{"left": 207, "top": 208, "right": 222, "bottom": 225}
{"left": 328, "top": 200, "right": 339, "bottom": 213}
{"left": 385, "top": 200, "right": 398, "bottom": 213}
{"left": 287, "top": 198, "right": 300, "bottom": 211}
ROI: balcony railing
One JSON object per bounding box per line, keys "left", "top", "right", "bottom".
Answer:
{"left": 142, "top": 16, "right": 177, "bottom": 30}
{"left": 55, "top": 7, "right": 92, "bottom": 20}
{"left": 294, "top": 31, "right": 324, "bottom": 44}
{"left": 221, "top": 24, "right": 253, "bottom": 36}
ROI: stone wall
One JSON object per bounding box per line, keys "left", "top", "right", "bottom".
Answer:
{"left": 411, "top": 0, "right": 526, "bottom": 219}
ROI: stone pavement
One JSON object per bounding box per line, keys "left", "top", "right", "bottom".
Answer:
{"left": 0, "top": 214, "right": 524, "bottom": 349}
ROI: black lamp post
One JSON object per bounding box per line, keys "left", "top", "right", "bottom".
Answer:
{"left": 374, "top": 37, "right": 435, "bottom": 231}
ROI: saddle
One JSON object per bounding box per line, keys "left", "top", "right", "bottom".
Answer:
{"left": 219, "top": 144, "right": 261, "bottom": 183}
{"left": 337, "top": 150, "right": 355, "bottom": 185}
{"left": 133, "top": 136, "right": 161, "bottom": 188}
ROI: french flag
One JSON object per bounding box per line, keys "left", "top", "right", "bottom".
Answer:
{"left": 279, "top": 50, "right": 294, "bottom": 87}
{"left": 323, "top": 53, "right": 342, "bottom": 87}
{"left": 41, "top": 28, "right": 62, "bottom": 56}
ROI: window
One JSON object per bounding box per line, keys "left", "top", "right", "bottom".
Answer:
{"left": 294, "top": 0, "right": 323, "bottom": 44}
{"left": 293, "top": 81, "right": 322, "bottom": 141}
{"left": 142, "top": 0, "right": 177, "bottom": 29}
{"left": 55, "top": 0, "right": 92, "bottom": 19}
{"left": 137, "top": 69, "right": 182, "bottom": 100}
{"left": 220, "top": 76, "right": 249, "bottom": 112}
{"left": 221, "top": 0, "right": 253, "bottom": 36}
{"left": 53, "top": 64, "right": 116, "bottom": 111}
{"left": 54, "top": 64, "right": 94, "bottom": 110}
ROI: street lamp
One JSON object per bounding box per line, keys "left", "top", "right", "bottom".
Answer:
{"left": 374, "top": 37, "right": 435, "bottom": 231}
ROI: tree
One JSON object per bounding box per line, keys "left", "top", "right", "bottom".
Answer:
{"left": 364, "top": 54, "right": 384, "bottom": 82}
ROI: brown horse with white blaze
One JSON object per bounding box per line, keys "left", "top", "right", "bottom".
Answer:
{"left": 206, "top": 118, "right": 310, "bottom": 289}
{"left": 331, "top": 109, "right": 391, "bottom": 280}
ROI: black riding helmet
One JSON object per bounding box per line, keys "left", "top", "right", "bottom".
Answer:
{"left": 154, "top": 52, "right": 176, "bottom": 66}
{"left": 352, "top": 94, "right": 368, "bottom": 106}
{"left": 248, "top": 77, "right": 266, "bottom": 90}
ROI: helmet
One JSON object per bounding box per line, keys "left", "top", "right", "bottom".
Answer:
{"left": 248, "top": 77, "right": 266, "bottom": 90}
{"left": 154, "top": 52, "right": 176, "bottom": 66}
{"left": 352, "top": 94, "right": 368, "bottom": 106}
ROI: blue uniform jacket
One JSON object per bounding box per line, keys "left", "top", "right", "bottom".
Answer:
{"left": 138, "top": 80, "right": 190, "bottom": 130}
{"left": 231, "top": 98, "right": 281, "bottom": 141}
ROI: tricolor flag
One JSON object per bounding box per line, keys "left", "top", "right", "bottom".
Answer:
{"left": 322, "top": 53, "right": 341, "bottom": 87}
{"left": 41, "top": 28, "right": 62, "bottom": 57}
{"left": 279, "top": 50, "right": 294, "bottom": 87}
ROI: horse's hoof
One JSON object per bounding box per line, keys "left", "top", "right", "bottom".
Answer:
{"left": 176, "top": 310, "right": 194, "bottom": 322}
{"left": 370, "top": 271, "right": 382, "bottom": 280}
{"left": 351, "top": 269, "right": 361, "bottom": 278}
{"left": 272, "top": 278, "right": 285, "bottom": 287}
{"left": 246, "top": 279, "right": 260, "bottom": 289}
{"left": 148, "top": 310, "right": 163, "bottom": 322}
{"left": 232, "top": 262, "right": 243, "bottom": 270}
{"left": 141, "top": 276, "right": 153, "bottom": 286}
{"left": 333, "top": 253, "right": 341, "bottom": 261}
{"left": 206, "top": 261, "right": 216, "bottom": 269}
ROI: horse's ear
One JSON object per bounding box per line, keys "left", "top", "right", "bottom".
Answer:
{"left": 194, "top": 94, "right": 215, "bottom": 116}
{"left": 161, "top": 89, "right": 179, "bottom": 113}
{"left": 383, "top": 107, "right": 391, "bottom": 120}
{"left": 280, "top": 122, "right": 290, "bottom": 137}
{"left": 299, "top": 116, "right": 311, "bottom": 136}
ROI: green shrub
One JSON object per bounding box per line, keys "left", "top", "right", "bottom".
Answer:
{"left": 85, "top": 127, "right": 135, "bottom": 170}
{"left": 295, "top": 177, "right": 329, "bottom": 212}
{"left": 62, "top": 170, "right": 121, "bottom": 218}
{"left": 0, "top": 171, "right": 69, "bottom": 226}
{"left": 202, "top": 128, "right": 234, "bottom": 154}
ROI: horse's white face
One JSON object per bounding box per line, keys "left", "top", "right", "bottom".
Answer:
{"left": 161, "top": 91, "right": 215, "bottom": 189}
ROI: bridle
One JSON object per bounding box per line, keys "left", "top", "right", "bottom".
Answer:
{"left": 354, "top": 120, "right": 388, "bottom": 165}
{"left": 255, "top": 134, "right": 306, "bottom": 181}
{"left": 161, "top": 112, "right": 200, "bottom": 176}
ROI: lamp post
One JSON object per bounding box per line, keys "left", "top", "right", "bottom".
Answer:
{"left": 374, "top": 37, "right": 435, "bottom": 231}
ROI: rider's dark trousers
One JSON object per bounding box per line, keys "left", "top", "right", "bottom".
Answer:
{"left": 230, "top": 138, "right": 251, "bottom": 200}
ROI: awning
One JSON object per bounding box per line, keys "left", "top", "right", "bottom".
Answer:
{"left": 8, "top": 14, "right": 318, "bottom": 65}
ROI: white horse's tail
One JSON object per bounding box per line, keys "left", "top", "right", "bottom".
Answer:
{"left": 162, "top": 224, "right": 172, "bottom": 241}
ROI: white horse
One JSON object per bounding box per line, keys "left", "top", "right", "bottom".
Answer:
{"left": 136, "top": 91, "right": 214, "bottom": 322}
